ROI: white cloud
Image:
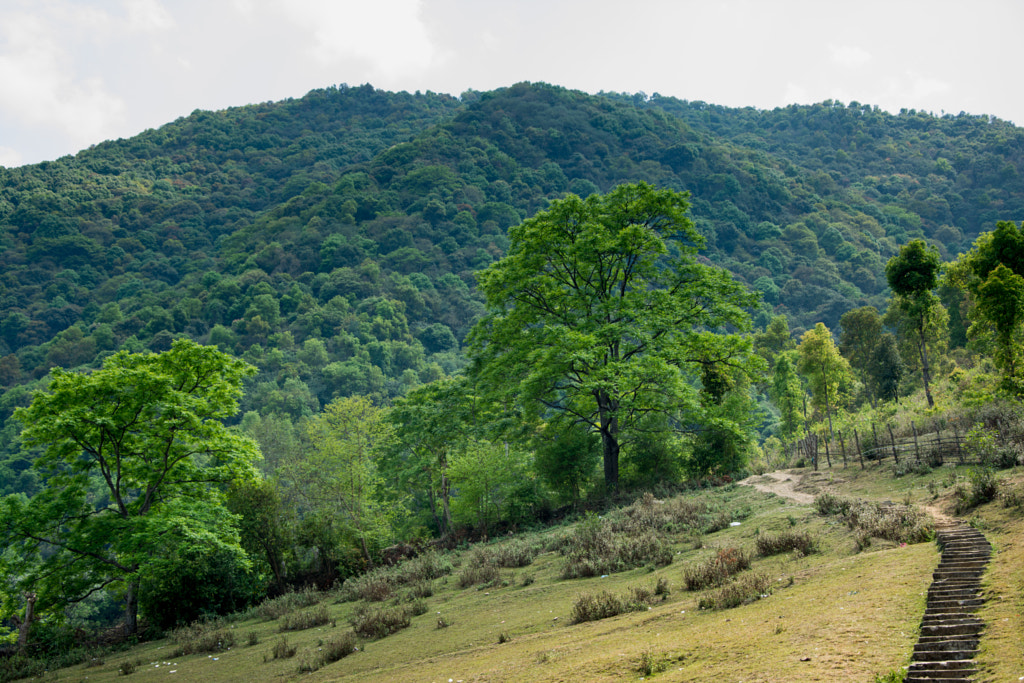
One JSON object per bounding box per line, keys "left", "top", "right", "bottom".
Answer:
{"left": 782, "top": 82, "right": 810, "bottom": 106}
{"left": 0, "top": 11, "right": 127, "bottom": 150}
{"left": 905, "top": 71, "right": 951, "bottom": 100}
{"left": 0, "top": 146, "right": 23, "bottom": 168}
{"left": 828, "top": 44, "right": 871, "bottom": 68}
{"left": 271, "top": 0, "right": 438, "bottom": 77}
{"left": 123, "top": 0, "right": 174, "bottom": 31}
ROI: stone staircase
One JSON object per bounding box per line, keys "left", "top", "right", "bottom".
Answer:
{"left": 904, "top": 524, "right": 991, "bottom": 682}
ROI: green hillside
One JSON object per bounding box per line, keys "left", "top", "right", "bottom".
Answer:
{"left": 2, "top": 82, "right": 1024, "bottom": 673}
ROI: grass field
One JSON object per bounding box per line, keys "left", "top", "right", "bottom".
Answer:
{"left": 19, "top": 462, "right": 1023, "bottom": 683}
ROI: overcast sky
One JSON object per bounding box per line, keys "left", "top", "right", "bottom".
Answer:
{"left": 1, "top": 0, "right": 1021, "bottom": 168}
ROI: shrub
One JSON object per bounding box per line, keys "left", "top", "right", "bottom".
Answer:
{"left": 321, "top": 631, "right": 358, "bottom": 663}
{"left": 458, "top": 562, "right": 501, "bottom": 588}
{"left": 118, "top": 659, "right": 138, "bottom": 675}
{"left": 698, "top": 572, "right": 772, "bottom": 610}
{"left": 279, "top": 604, "right": 332, "bottom": 632}
{"left": 255, "top": 587, "right": 326, "bottom": 620}
{"left": 570, "top": 581, "right": 661, "bottom": 624}
{"left": 169, "top": 621, "right": 236, "bottom": 657}
{"left": 492, "top": 539, "right": 538, "bottom": 568}
{"left": 954, "top": 468, "right": 999, "bottom": 513}
{"left": 814, "top": 490, "right": 853, "bottom": 516}
{"left": 561, "top": 526, "right": 673, "bottom": 579}
{"left": 570, "top": 591, "right": 630, "bottom": 624}
{"left": 683, "top": 547, "right": 752, "bottom": 591}
{"left": 756, "top": 531, "right": 816, "bottom": 557}
{"left": 270, "top": 637, "right": 297, "bottom": 660}
{"left": 351, "top": 605, "right": 411, "bottom": 640}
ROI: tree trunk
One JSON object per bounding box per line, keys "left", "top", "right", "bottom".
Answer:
{"left": 918, "top": 333, "right": 935, "bottom": 408}
{"left": 124, "top": 577, "right": 139, "bottom": 636}
{"left": 596, "top": 391, "right": 619, "bottom": 490}
{"left": 16, "top": 592, "right": 36, "bottom": 652}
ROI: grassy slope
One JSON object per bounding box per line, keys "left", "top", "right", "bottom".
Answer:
{"left": 33, "top": 463, "right": 1023, "bottom": 683}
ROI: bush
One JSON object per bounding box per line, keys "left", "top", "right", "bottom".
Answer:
{"left": 561, "top": 518, "right": 673, "bottom": 579}
{"left": 817, "top": 493, "right": 932, "bottom": 545}
{"left": 683, "top": 547, "right": 752, "bottom": 591}
{"left": 756, "top": 531, "right": 816, "bottom": 557}
{"left": 570, "top": 591, "right": 632, "bottom": 624}
{"left": 321, "top": 631, "right": 358, "bottom": 663}
{"left": 254, "top": 587, "right": 326, "bottom": 620}
{"left": 169, "top": 621, "right": 236, "bottom": 657}
{"left": 492, "top": 539, "right": 538, "bottom": 568}
{"left": 279, "top": 604, "right": 332, "bottom": 632}
{"left": 954, "top": 468, "right": 999, "bottom": 513}
{"left": 698, "top": 572, "right": 772, "bottom": 610}
{"left": 350, "top": 605, "right": 412, "bottom": 640}
{"left": 570, "top": 580, "right": 662, "bottom": 624}
{"left": 814, "top": 490, "right": 854, "bottom": 516}
{"left": 270, "top": 637, "right": 297, "bottom": 660}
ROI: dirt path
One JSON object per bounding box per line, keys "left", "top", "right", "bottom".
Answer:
{"left": 738, "top": 470, "right": 816, "bottom": 504}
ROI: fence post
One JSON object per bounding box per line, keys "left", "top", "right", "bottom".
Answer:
{"left": 953, "top": 425, "right": 963, "bottom": 464}
{"left": 912, "top": 422, "right": 920, "bottom": 463}
{"left": 933, "top": 419, "right": 943, "bottom": 465}
{"left": 839, "top": 430, "right": 847, "bottom": 468}
{"left": 888, "top": 425, "right": 899, "bottom": 465}
{"left": 824, "top": 434, "right": 832, "bottom": 468}
{"left": 854, "top": 429, "right": 865, "bottom": 469}
{"left": 872, "top": 423, "right": 881, "bottom": 465}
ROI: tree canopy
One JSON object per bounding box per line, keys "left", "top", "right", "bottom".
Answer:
{"left": 0, "top": 339, "right": 260, "bottom": 634}
{"left": 469, "top": 182, "right": 762, "bottom": 489}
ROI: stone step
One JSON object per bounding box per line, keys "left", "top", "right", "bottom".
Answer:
{"left": 920, "top": 622, "right": 984, "bottom": 638}
{"left": 912, "top": 649, "right": 977, "bottom": 662}
{"left": 917, "top": 636, "right": 979, "bottom": 648}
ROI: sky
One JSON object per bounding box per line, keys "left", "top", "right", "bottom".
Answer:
{"left": 1, "top": 0, "right": 1022, "bottom": 168}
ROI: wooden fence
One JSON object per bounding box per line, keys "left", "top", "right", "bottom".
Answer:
{"left": 787, "top": 420, "right": 999, "bottom": 471}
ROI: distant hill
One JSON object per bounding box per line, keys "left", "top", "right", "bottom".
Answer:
{"left": 0, "top": 82, "right": 1022, "bottom": 462}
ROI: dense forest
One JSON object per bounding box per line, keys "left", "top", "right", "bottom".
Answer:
{"left": 1, "top": 82, "right": 1024, "bottom": 648}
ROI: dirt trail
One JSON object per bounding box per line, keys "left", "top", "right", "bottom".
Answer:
{"left": 738, "top": 470, "right": 816, "bottom": 504}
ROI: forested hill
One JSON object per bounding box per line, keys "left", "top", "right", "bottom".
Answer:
{"left": 0, "top": 82, "right": 1023, "bottom": 450}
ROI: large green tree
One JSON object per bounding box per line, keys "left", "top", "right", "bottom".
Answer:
{"left": 796, "top": 323, "right": 852, "bottom": 439}
{"left": 0, "top": 340, "right": 260, "bottom": 635}
{"left": 885, "top": 239, "right": 943, "bottom": 408}
{"left": 469, "top": 182, "right": 761, "bottom": 489}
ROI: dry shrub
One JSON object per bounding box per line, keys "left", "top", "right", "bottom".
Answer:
{"left": 321, "top": 631, "right": 358, "bottom": 663}
{"left": 338, "top": 551, "right": 453, "bottom": 603}
{"left": 756, "top": 530, "right": 816, "bottom": 557}
{"left": 396, "top": 550, "right": 452, "bottom": 583}
{"left": 169, "top": 621, "right": 236, "bottom": 657}
{"left": 270, "top": 636, "right": 297, "bottom": 660}
{"left": 844, "top": 501, "right": 933, "bottom": 544}
{"left": 570, "top": 581, "right": 661, "bottom": 624}
{"left": 492, "top": 539, "right": 538, "bottom": 567}
{"left": 683, "top": 547, "right": 752, "bottom": 591}
{"left": 350, "top": 605, "right": 411, "bottom": 640}
{"left": 817, "top": 492, "right": 932, "bottom": 545}
{"left": 698, "top": 572, "right": 772, "bottom": 610}
{"left": 814, "top": 490, "right": 854, "bottom": 516}
{"left": 279, "top": 603, "right": 332, "bottom": 632}
{"left": 561, "top": 519, "right": 673, "bottom": 579}
{"left": 255, "top": 586, "right": 326, "bottom": 620}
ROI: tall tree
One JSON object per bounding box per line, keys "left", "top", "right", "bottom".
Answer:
{"left": 866, "top": 332, "right": 904, "bottom": 403}
{"left": 770, "top": 351, "right": 805, "bottom": 442}
{"left": 839, "top": 306, "right": 883, "bottom": 405}
{"left": 885, "top": 239, "right": 943, "bottom": 408}
{"left": 469, "top": 182, "right": 761, "bottom": 489}
{"left": 282, "top": 395, "right": 397, "bottom": 568}
{"left": 948, "top": 221, "right": 1024, "bottom": 394}
{"left": 0, "top": 340, "right": 260, "bottom": 635}
{"left": 796, "top": 323, "right": 852, "bottom": 439}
